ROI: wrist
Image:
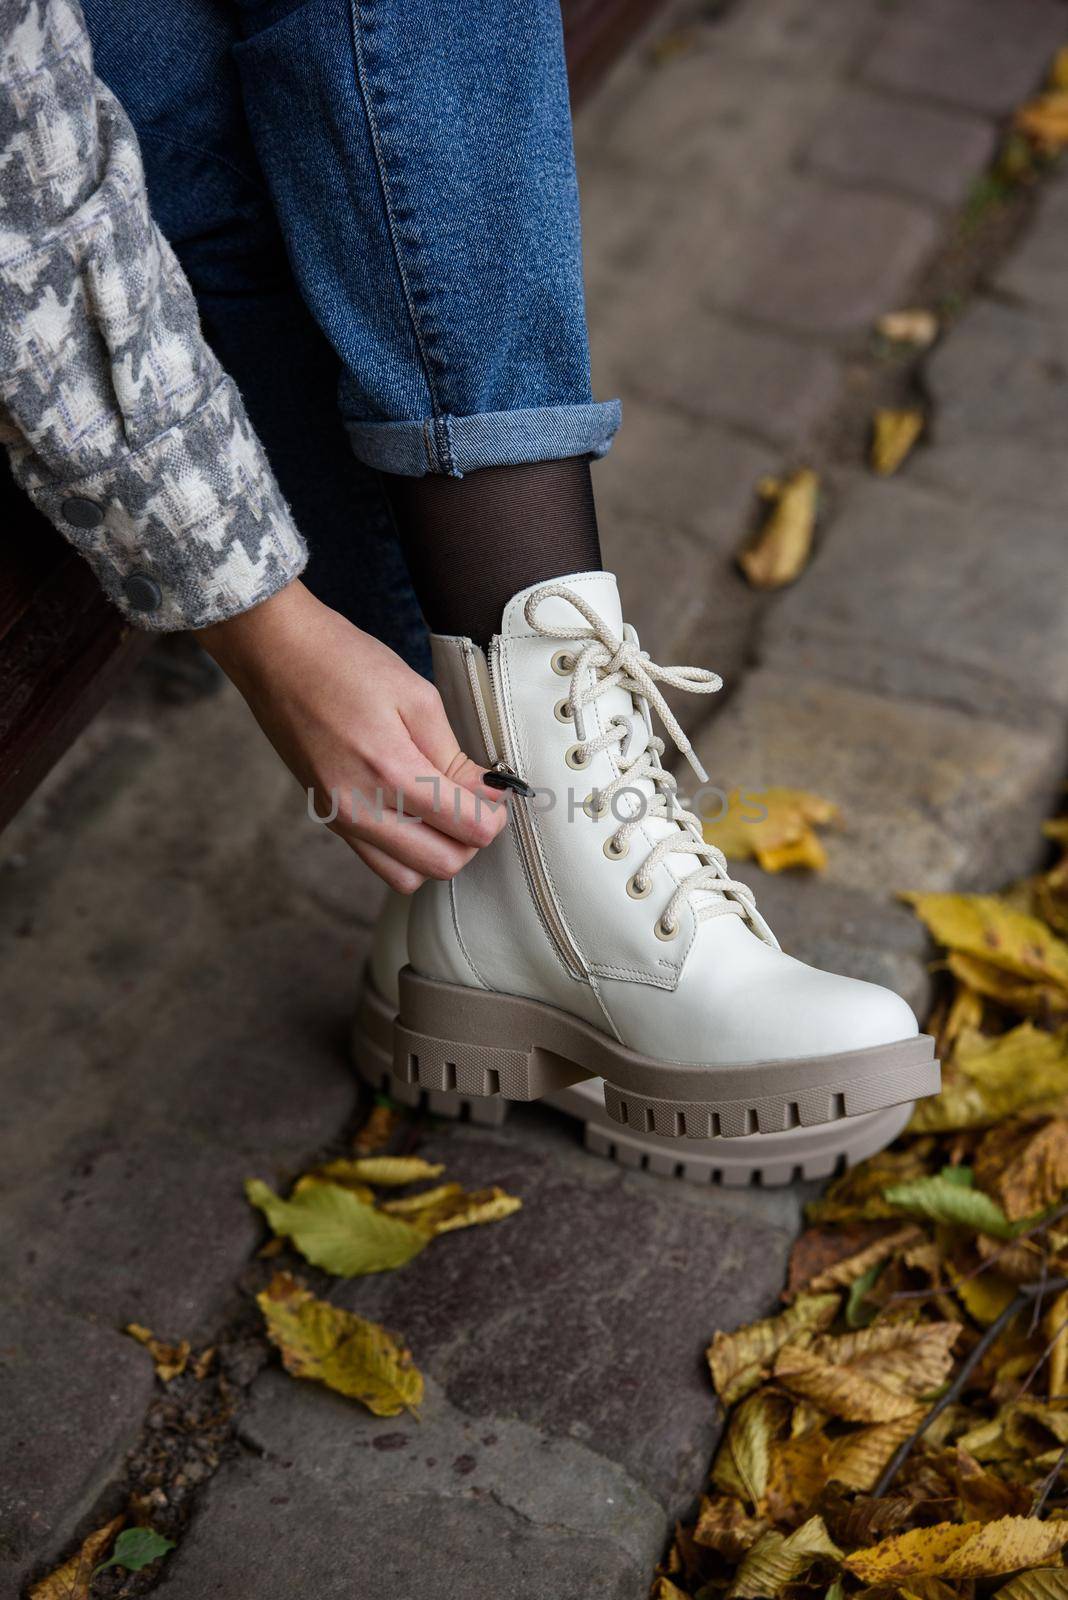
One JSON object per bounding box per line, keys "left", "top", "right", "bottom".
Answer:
{"left": 194, "top": 579, "right": 314, "bottom": 683}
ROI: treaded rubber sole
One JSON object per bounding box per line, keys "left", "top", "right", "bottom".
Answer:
{"left": 351, "top": 974, "right": 915, "bottom": 1187}
{"left": 391, "top": 966, "right": 939, "bottom": 1141}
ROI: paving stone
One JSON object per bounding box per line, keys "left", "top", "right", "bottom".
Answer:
{"left": 325, "top": 1121, "right": 803, "bottom": 1517}
{"left": 696, "top": 0, "right": 886, "bottom": 71}
{"left": 0, "top": 1295, "right": 154, "bottom": 1591}
{"left": 730, "top": 183, "right": 940, "bottom": 333}
{"left": 760, "top": 476, "right": 1068, "bottom": 718}
{"left": 863, "top": 0, "right": 1067, "bottom": 115}
{"left": 803, "top": 86, "right": 995, "bottom": 208}
{"left": 728, "top": 867, "right": 935, "bottom": 1017}
{"left": 0, "top": 1122, "right": 262, "bottom": 1338}
{"left": 242, "top": 1371, "right": 666, "bottom": 1575}
{"left": 996, "top": 175, "right": 1068, "bottom": 316}
{"left": 155, "top": 1450, "right": 645, "bottom": 1600}
{"left": 697, "top": 668, "right": 1067, "bottom": 897}
{"left": 594, "top": 295, "right": 841, "bottom": 448}
{"left": 912, "top": 297, "right": 1068, "bottom": 511}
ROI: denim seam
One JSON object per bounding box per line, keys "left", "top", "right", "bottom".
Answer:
{"left": 348, "top": 0, "right": 451, "bottom": 470}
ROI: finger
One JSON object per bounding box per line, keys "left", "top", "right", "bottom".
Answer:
{"left": 338, "top": 804, "right": 479, "bottom": 881}
{"left": 400, "top": 699, "right": 510, "bottom": 848}
{"left": 351, "top": 838, "right": 425, "bottom": 896}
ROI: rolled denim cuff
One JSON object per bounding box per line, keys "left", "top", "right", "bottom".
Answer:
{"left": 345, "top": 400, "right": 622, "bottom": 478}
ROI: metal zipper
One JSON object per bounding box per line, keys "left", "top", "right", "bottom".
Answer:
{"left": 485, "top": 640, "right": 587, "bottom": 981}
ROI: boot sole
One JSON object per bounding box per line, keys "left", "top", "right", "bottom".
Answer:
{"left": 391, "top": 966, "right": 939, "bottom": 1140}
{"left": 351, "top": 973, "right": 915, "bottom": 1185}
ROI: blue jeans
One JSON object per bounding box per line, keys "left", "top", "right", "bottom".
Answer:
{"left": 81, "top": 0, "right": 620, "bottom": 670}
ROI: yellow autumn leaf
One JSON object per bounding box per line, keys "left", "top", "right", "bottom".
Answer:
{"left": 910, "top": 1024, "right": 1068, "bottom": 1134}
{"left": 380, "top": 1183, "right": 522, "bottom": 1235}
{"left": 29, "top": 1516, "right": 125, "bottom": 1600}
{"left": 1046, "top": 1289, "right": 1068, "bottom": 1401}
{"left": 872, "top": 408, "right": 924, "bottom": 475}
{"left": 824, "top": 1414, "right": 921, "bottom": 1492}
{"left": 693, "top": 1495, "right": 768, "bottom": 1559}
{"left": 738, "top": 467, "right": 819, "bottom": 590}
{"left": 728, "top": 1515, "right": 842, "bottom": 1599}
{"left": 949, "top": 1260, "right": 1019, "bottom": 1326}
{"left": 1016, "top": 90, "right": 1068, "bottom": 149}
{"left": 256, "top": 1271, "right": 422, "bottom": 1416}
{"left": 320, "top": 1156, "right": 446, "bottom": 1187}
{"left": 123, "top": 1323, "right": 190, "bottom": 1382}
{"left": 876, "top": 308, "right": 939, "bottom": 348}
{"left": 245, "top": 1177, "right": 428, "bottom": 1276}
{"left": 711, "top": 1389, "right": 791, "bottom": 1507}
{"left": 707, "top": 1292, "right": 839, "bottom": 1406}
{"left": 765, "top": 1431, "right": 830, "bottom": 1523}
{"left": 702, "top": 788, "right": 839, "bottom": 875}
{"left": 846, "top": 1516, "right": 1068, "bottom": 1583}
{"left": 902, "top": 894, "right": 1068, "bottom": 991}
{"left": 947, "top": 951, "right": 1068, "bottom": 1020}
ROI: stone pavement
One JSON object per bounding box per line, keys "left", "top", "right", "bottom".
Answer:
{"left": 4, "top": 1, "right": 1068, "bottom": 1595}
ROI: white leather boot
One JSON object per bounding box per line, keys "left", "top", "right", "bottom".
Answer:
{"left": 353, "top": 893, "right": 917, "bottom": 1186}
{"left": 396, "top": 572, "right": 938, "bottom": 1139}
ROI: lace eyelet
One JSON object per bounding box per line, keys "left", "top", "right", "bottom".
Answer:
{"left": 565, "top": 744, "right": 590, "bottom": 770}
{"left": 626, "top": 873, "right": 652, "bottom": 900}
{"left": 554, "top": 698, "right": 574, "bottom": 723}
{"left": 583, "top": 792, "right": 607, "bottom": 820}
{"left": 603, "top": 835, "right": 628, "bottom": 860}
{"left": 654, "top": 916, "right": 680, "bottom": 941}
{"left": 551, "top": 650, "right": 575, "bottom": 677}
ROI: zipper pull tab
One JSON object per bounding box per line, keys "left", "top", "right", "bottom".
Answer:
{"left": 482, "top": 766, "right": 535, "bottom": 799}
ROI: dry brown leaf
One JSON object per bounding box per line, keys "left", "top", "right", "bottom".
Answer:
{"left": 846, "top": 1515, "right": 1068, "bottom": 1582}
{"left": 650, "top": 1579, "right": 691, "bottom": 1600}
{"left": 256, "top": 1270, "right": 423, "bottom": 1416}
{"left": 1046, "top": 1288, "right": 1068, "bottom": 1401}
{"left": 29, "top": 1517, "right": 125, "bottom": 1600}
{"left": 191, "top": 1346, "right": 216, "bottom": 1381}
{"left": 872, "top": 408, "right": 924, "bottom": 476}
{"left": 124, "top": 1323, "right": 190, "bottom": 1382}
{"left": 322, "top": 1156, "right": 446, "bottom": 1187}
{"left": 807, "top": 1226, "right": 923, "bottom": 1294}
{"left": 707, "top": 1293, "right": 839, "bottom": 1407}
{"left": 738, "top": 468, "right": 819, "bottom": 590}
{"left": 975, "top": 1118, "right": 1068, "bottom": 1222}
{"left": 727, "top": 1514, "right": 841, "bottom": 1599}
{"left": 995, "top": 1570, "right": 1068, "bottom": 1598}
{"left": 354, "top": 1101, "right": 404, "bottom": 1154}
{"left": 806, "top": 1142, "right": 935, "bottom": 1224}
{"left": 954, "top": 1448, "right": 1033, "bottom": 1522}
{"left": 693, "top": 1495, "right": 768, "bottom": 1560}
{"left": 701, "top": 787, "right": 838, "bottom": 874}
{"left": 774, "top": 1323, "right": 959, "bottom": 1423}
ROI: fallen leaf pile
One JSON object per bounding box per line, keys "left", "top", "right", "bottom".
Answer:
{"left": 30, "top": 1519, "right": 174, "bottom": 1599}
{"left": 659, "top": 819, "right": 1068, "bottom": 1598}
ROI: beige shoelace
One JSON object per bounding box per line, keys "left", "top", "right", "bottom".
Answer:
{"left": 525, "top": 584, "right": 758, "bottom": 936}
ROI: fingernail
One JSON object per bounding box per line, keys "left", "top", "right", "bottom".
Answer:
{"left": 482, "top": 770, "right": 534, "bottom": 798}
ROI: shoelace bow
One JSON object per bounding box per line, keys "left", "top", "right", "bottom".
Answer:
{"left": 524, "top": 584, "right": 758, "bottom": 933}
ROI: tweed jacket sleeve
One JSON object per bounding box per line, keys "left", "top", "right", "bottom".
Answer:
{"left": 0, "top": 0, "right": 307, "bottom": 630}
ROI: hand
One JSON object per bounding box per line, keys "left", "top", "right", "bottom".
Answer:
{"left": 195, "top": 580, "right": 507, "bottom": 892}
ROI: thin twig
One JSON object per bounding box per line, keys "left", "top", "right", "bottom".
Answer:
{"left": 873, "top": 1277, "right": 1068, "bottom": 1499}
{"left": 1032, "top": 1437, "right": 1068, "bottom": 1518}
{"left": 1017, "top": 1307, "right": 1068, "bottom": 1402}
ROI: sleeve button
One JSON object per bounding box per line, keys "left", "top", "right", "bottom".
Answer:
{"left": 122, "top": 574, "right": 163, "bottom": 612}
{"left": 61, "top": 496, "right": 105, "bottom": 529}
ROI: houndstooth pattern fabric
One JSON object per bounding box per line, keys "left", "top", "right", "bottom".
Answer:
{"left": 0, "top": 0, "right": 307, "bottom": 630}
